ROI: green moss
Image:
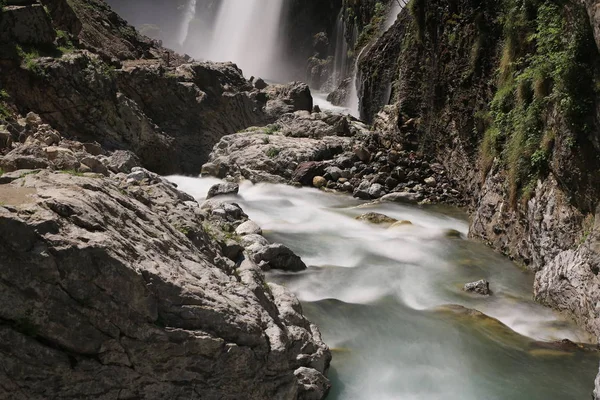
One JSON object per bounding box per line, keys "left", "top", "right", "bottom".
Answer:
{"left": 480, "top": 0, "right": 599, "bottom": 206}
{"left": 59, "top": 170, "right": 85, "bottom": 177}
{"left": 266, "top": 147, "right": 280, "bottom": 158}
{"left": 264, "top": 124, "right": 281, "bottom": 135}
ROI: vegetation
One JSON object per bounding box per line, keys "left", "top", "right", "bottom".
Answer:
{"left": 264, "top": 124, "right": 281, "bottom": 135}
{"left": 266, "top": 147, "right": 280, "bottom": 158}
{"left": 480, "top": 0, "right": 598, "bottom": 206}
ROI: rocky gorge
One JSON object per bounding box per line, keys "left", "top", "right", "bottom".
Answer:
{"left": 2, "top": 0, "right": 600, "bottom": 398}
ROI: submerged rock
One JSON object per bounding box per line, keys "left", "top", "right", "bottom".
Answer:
{"left": 463, "top": 279, "right": 492, "bottom": 296}
{"left": 356, "top": 212, "right": 398, "bottom": 225}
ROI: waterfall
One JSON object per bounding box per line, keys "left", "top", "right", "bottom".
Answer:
{"left": 332, "top": 9, "right": 349, "bottom": 88}
{"left": 196, "top": 0, "right": 285, "bottom": 79}
{"left": 346, "top": 1, "right": 408, "bottom": 119}
{"left": 346, "top": 46, "right": 367, "bottom": 119}
{"left": 179, "top": 0, "right": 197, "bottom": 46}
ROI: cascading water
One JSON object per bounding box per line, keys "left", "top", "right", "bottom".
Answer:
{"left": 332, "top": 9, "right": 349, "bottom": 88}
{"left": 195, "top": 0, "right": 285, "bottom": 79}
{"left": 178, "top": 0, "right": 197, "bottom": 46}
{"left": 169, "top": 175, "right": 600, "bottom": 400}
{"left": 345, "top": 1, "right": 408, "bottom": 119}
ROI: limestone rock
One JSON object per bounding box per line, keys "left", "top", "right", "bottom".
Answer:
{"left": 207, "top": 182, "right": 240, "bottom": 199}
{"left": 463, "top": 280, "right": 492, "bottom": 296}
{"left": 0, "top": 170, "right": 330, "bottom": 399}
{"left": 236, "top": 220, "right": 263, "bottom": 236}
{"left": 356, "top": 212, "right": 398, "bottom": 225}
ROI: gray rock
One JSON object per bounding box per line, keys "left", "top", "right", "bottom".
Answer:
{"left": 368, "top": 183, "right": 385, "bottom": 199}
{"left": 379, "top": 192, "right": 423, "bottom": 204}
{"left": 294, "top": 367, "right": 331, "bottom": 400}
{"left": 240, "top": 234, "right": 270, "bottom": 248}
{"left": 424, "top": 176, "right": 437, "bottom": 187}
{"left": 353, "top": 181, "right": 371, "bottom": 200}
{"left": 463, "top": 280, "right": 491, "bottom": 296}
{"left": 354, "top": 146, "right": 371, "bottom": 163}
{"left": 207, "top": 182, "right": 240, "bottom": 199}
{"left": 324, "top": 166, "right": 343, "bottom": 181}
{"left": 236, "top": 220, "right": 263, "bottom": 236}
{"left": 0, "top": 170, "right": 330, "bottom": 399}
{"left": 104, "top": 150, "right": 140, "bottom": 174}
{"left": 251, "top": 243, "right": 307, "bottom": 272}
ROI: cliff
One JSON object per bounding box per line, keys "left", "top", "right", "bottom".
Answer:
{"left": 0, "top": 1, "right": 331, "bottom": 398}
{"left": 352, "top": 0, "right": 600, "bottom": 345}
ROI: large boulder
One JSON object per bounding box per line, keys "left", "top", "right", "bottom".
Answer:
{"left": 0, "top": 4, "right": 56, "bottom": 45}
{"left": 0, "top": 171, "right": 330, "bottom": 399}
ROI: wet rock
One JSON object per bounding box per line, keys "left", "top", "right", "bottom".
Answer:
{"left": 389, "top": 220, "right": 413, "bottom": 228}
{"left": 251, "top": 243, "right": 307, "bottom": 272}
{"left": 294, "top": 367, "right": 331, "bottom": 400}
{"left": 379, "top": 192, "right": 423, "bottom": 204}
{"left": 463, "top": 280, "right": 491, "bottom": 296}
{"left": 313, "top": 176, "right": 327, "bottom": 188}
{"left": 356, "top": 212, "right": 398, "bottom": 225}
{"left": 236, "top": 220, "right": 263, "bottom": 236}
{"left": 207, "top": 182, "right": 240, "bottom": 199}
{"left": 324, "top": 166, "right": 343, "bottom": 181}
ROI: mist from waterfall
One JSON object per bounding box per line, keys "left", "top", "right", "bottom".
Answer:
{"left": 332, "top": 9, "right": 349, "bottom": 89}
{"left": 186, "top": 0, "right": 285, "bottom": 80}
{"left": 179, "top": 0, "right": 197, "bottom": 46}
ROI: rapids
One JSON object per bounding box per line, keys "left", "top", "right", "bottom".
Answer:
{"left": 170, "top": 176, "right": 600, "bottom": 400}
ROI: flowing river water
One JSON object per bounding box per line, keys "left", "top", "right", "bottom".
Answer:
{"left": 170, "top": 176, "right": 599, "bottom": 400}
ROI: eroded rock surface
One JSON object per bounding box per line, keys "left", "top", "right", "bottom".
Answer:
{"left": 0, "top": 170, "right": 331, "bottom": 399}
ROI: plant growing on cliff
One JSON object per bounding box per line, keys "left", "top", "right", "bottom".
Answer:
{"left": 480, "top": 0, "right": 599, "bottom": 206}
{"left": 266, "top": 147, "right": 280, "bottom": 158}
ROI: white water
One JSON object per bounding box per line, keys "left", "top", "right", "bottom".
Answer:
{"left": 346, "top": 45, "right": 366, "bottom": 119}
{"left": 170, "top": 176, "right": 599, "bottom": 399}
{"left": 178, "top": 0, "right": 197, "bottom": 46}
{"left": 384, "top": 0, "right": 406, "bottom": 31}
{"left": 332, "top": 9, "right": 349, "bottom": 88}
{"left": 344, "top": 1, "right": 407, "bottom": 119}
{"left": 190, "top": 0, "right": 285, "bottom": 79}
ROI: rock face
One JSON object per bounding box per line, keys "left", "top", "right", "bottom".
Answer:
{"left": 0, "top": 170, "right": 331, "bottom": 399}
{"left": 0, "top": 3, "right": 56, "bottom": 45}
{"left": 0, "top": 0, "right": 317, "bottom": 176}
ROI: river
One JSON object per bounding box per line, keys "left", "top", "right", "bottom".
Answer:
{"left": 170, "top": 176, "right": 599, "bottom": 400}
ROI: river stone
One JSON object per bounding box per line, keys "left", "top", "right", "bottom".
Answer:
{"left": 293, "top": 161, "right": 326, "bottom": 186}
{"left": 463, "top": 279, "right": 492, "bottom": 296}
{"left": 236, "top": 220, "right": 263, "bottom": 236}
{"left": 313, "top": 176, "right": 327, "bottom": 188}
{"left": 207, "top": 182, "right": 240, "bottom": 199}
{"left": 424, "top": 176, "right": 437, "bottom": 187}
{"left": 356, "top": 212, "right": 398, "bottom": 225}
{"left": 354, "top": 145, "right": 371, "bottom": 162}
{"left": 368, "top": 183, "right": 385, "bottom": 199}
{"left": 252, "top": 243, "right": 307, "bottom": 272}
{"left": 379, "top": 192, "right": 423, "bottom": 204}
